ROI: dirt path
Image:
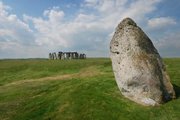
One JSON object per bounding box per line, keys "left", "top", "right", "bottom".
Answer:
{"left": 4, "top": 66, "right": 102, "bottom": 86}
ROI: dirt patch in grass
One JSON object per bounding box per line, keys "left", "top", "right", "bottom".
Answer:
{"left": 4, "top": 66, "right": 102, "bottom": 86}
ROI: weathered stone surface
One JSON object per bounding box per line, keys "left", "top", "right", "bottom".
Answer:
{"left": 110, "top": 18, "right": 176, "bottom": 106}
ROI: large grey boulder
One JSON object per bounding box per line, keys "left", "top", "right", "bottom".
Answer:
{"left": 110, "top": 18, "right": 176, "bottom": 106}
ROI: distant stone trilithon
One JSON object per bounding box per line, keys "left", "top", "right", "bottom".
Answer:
{"left": 49, "top": 52, "right": 86, "bottom": 60}
{"left": 110, "top": 18, "right": 176, "bottom": 106}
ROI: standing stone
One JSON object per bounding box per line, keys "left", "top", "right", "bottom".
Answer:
{"left": 49, "top": 53, "right": 52, "bottom": 59}
{"left": 58, "top": 52, "right": 62, "bottom": 59}
{"left": 79, "top": 54, "right": 83, "bottom": 59}
{"left": 53, "top": 52, "right": 57, "bottom": 59}
{"left": 65, "top": 52, "right": 69, "bottom": 59}
{"left": 75, "top": 52, "right": 79, "bottom": 59}
{"left": 69, "top": 52, "right": 73, "bottom": 59}
{"left": 61, "top": 52, "right": 65, "bottom": 60}
{"left": 52, "top": 53, "right": 54, "bottom": 60}
{"left": 82, "top": 54, "right": 86, "bottom": 59}
{"left": 110, "top": 18, "right": 176, "bottom": 106}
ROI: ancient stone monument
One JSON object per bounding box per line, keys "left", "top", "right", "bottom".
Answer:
{"left": 49, "top": 52, "right": 86, "bottom": 60}
{"left": 110, "top": 18, "right": 176, "bottom": 106}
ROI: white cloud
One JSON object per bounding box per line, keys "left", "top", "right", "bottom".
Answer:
{"left": 0, "top": 1, "right": 34, "bottom": 46}
{"left": 43, "top": 7, "right": 64, "bottom": 22}
{"left": 148, "top": 17, "right": 176, "bottom": 29}
{"left": 154, "top": 32, "right": 180, "bottom": 57}
{"left": 83, "top": 0, "right": 128, "bottom": 13}
{"left": 83, "top": 0, "right": 99, "bottom": 7}
{"left": 1, "top": 0, "right": 179, "bottom": 58}
{"left": 0, "top": 1, "right": 11, "bottom": 15}
{"left": 75, "top": 14, "right": 96, "bottom": 22}
{"left": 83, "top": 0, "right": 161, "bottom": 20}
{"left": 0, "top": 41, "right": 48, "bottom": 58}
{"left": 121, "top": 0, "right": 162, "bottom": 21}
{"left": 0, "top": 1, "right": 42, "bottom": 58}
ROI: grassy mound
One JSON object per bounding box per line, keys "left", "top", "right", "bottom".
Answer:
{"left": 0, "top": 58, "right": 179, "bottom": 120}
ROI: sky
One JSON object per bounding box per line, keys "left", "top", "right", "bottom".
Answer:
{"left": 0, "top": 0, "right": 180, "bottom": 58}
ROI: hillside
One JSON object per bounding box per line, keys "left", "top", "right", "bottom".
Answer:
{"left": 0, "top": 58, "right": 179, "bottom": 120}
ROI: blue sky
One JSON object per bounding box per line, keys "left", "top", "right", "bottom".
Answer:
{"left": 0, "top": 0, "right": 180, "bottom": 58}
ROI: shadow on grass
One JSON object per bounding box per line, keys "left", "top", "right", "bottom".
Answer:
{"left": 173, "top": 84, "right": 180, "bottom": 98}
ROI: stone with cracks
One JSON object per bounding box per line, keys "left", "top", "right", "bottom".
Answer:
{"left": 110, "top": 18, "right": 176, "bottom": 106}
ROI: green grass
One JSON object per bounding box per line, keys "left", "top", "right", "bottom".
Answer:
{"left": 0, "top": 58, "right": 179, "bottom": 120}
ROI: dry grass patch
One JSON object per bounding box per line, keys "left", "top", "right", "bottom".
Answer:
{"left": 4, "top": 66, "right": 101, "bottom": 87}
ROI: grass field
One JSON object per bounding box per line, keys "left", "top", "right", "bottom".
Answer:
{"left": 0, "top": 58, "right": 179, "bottom": 120}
